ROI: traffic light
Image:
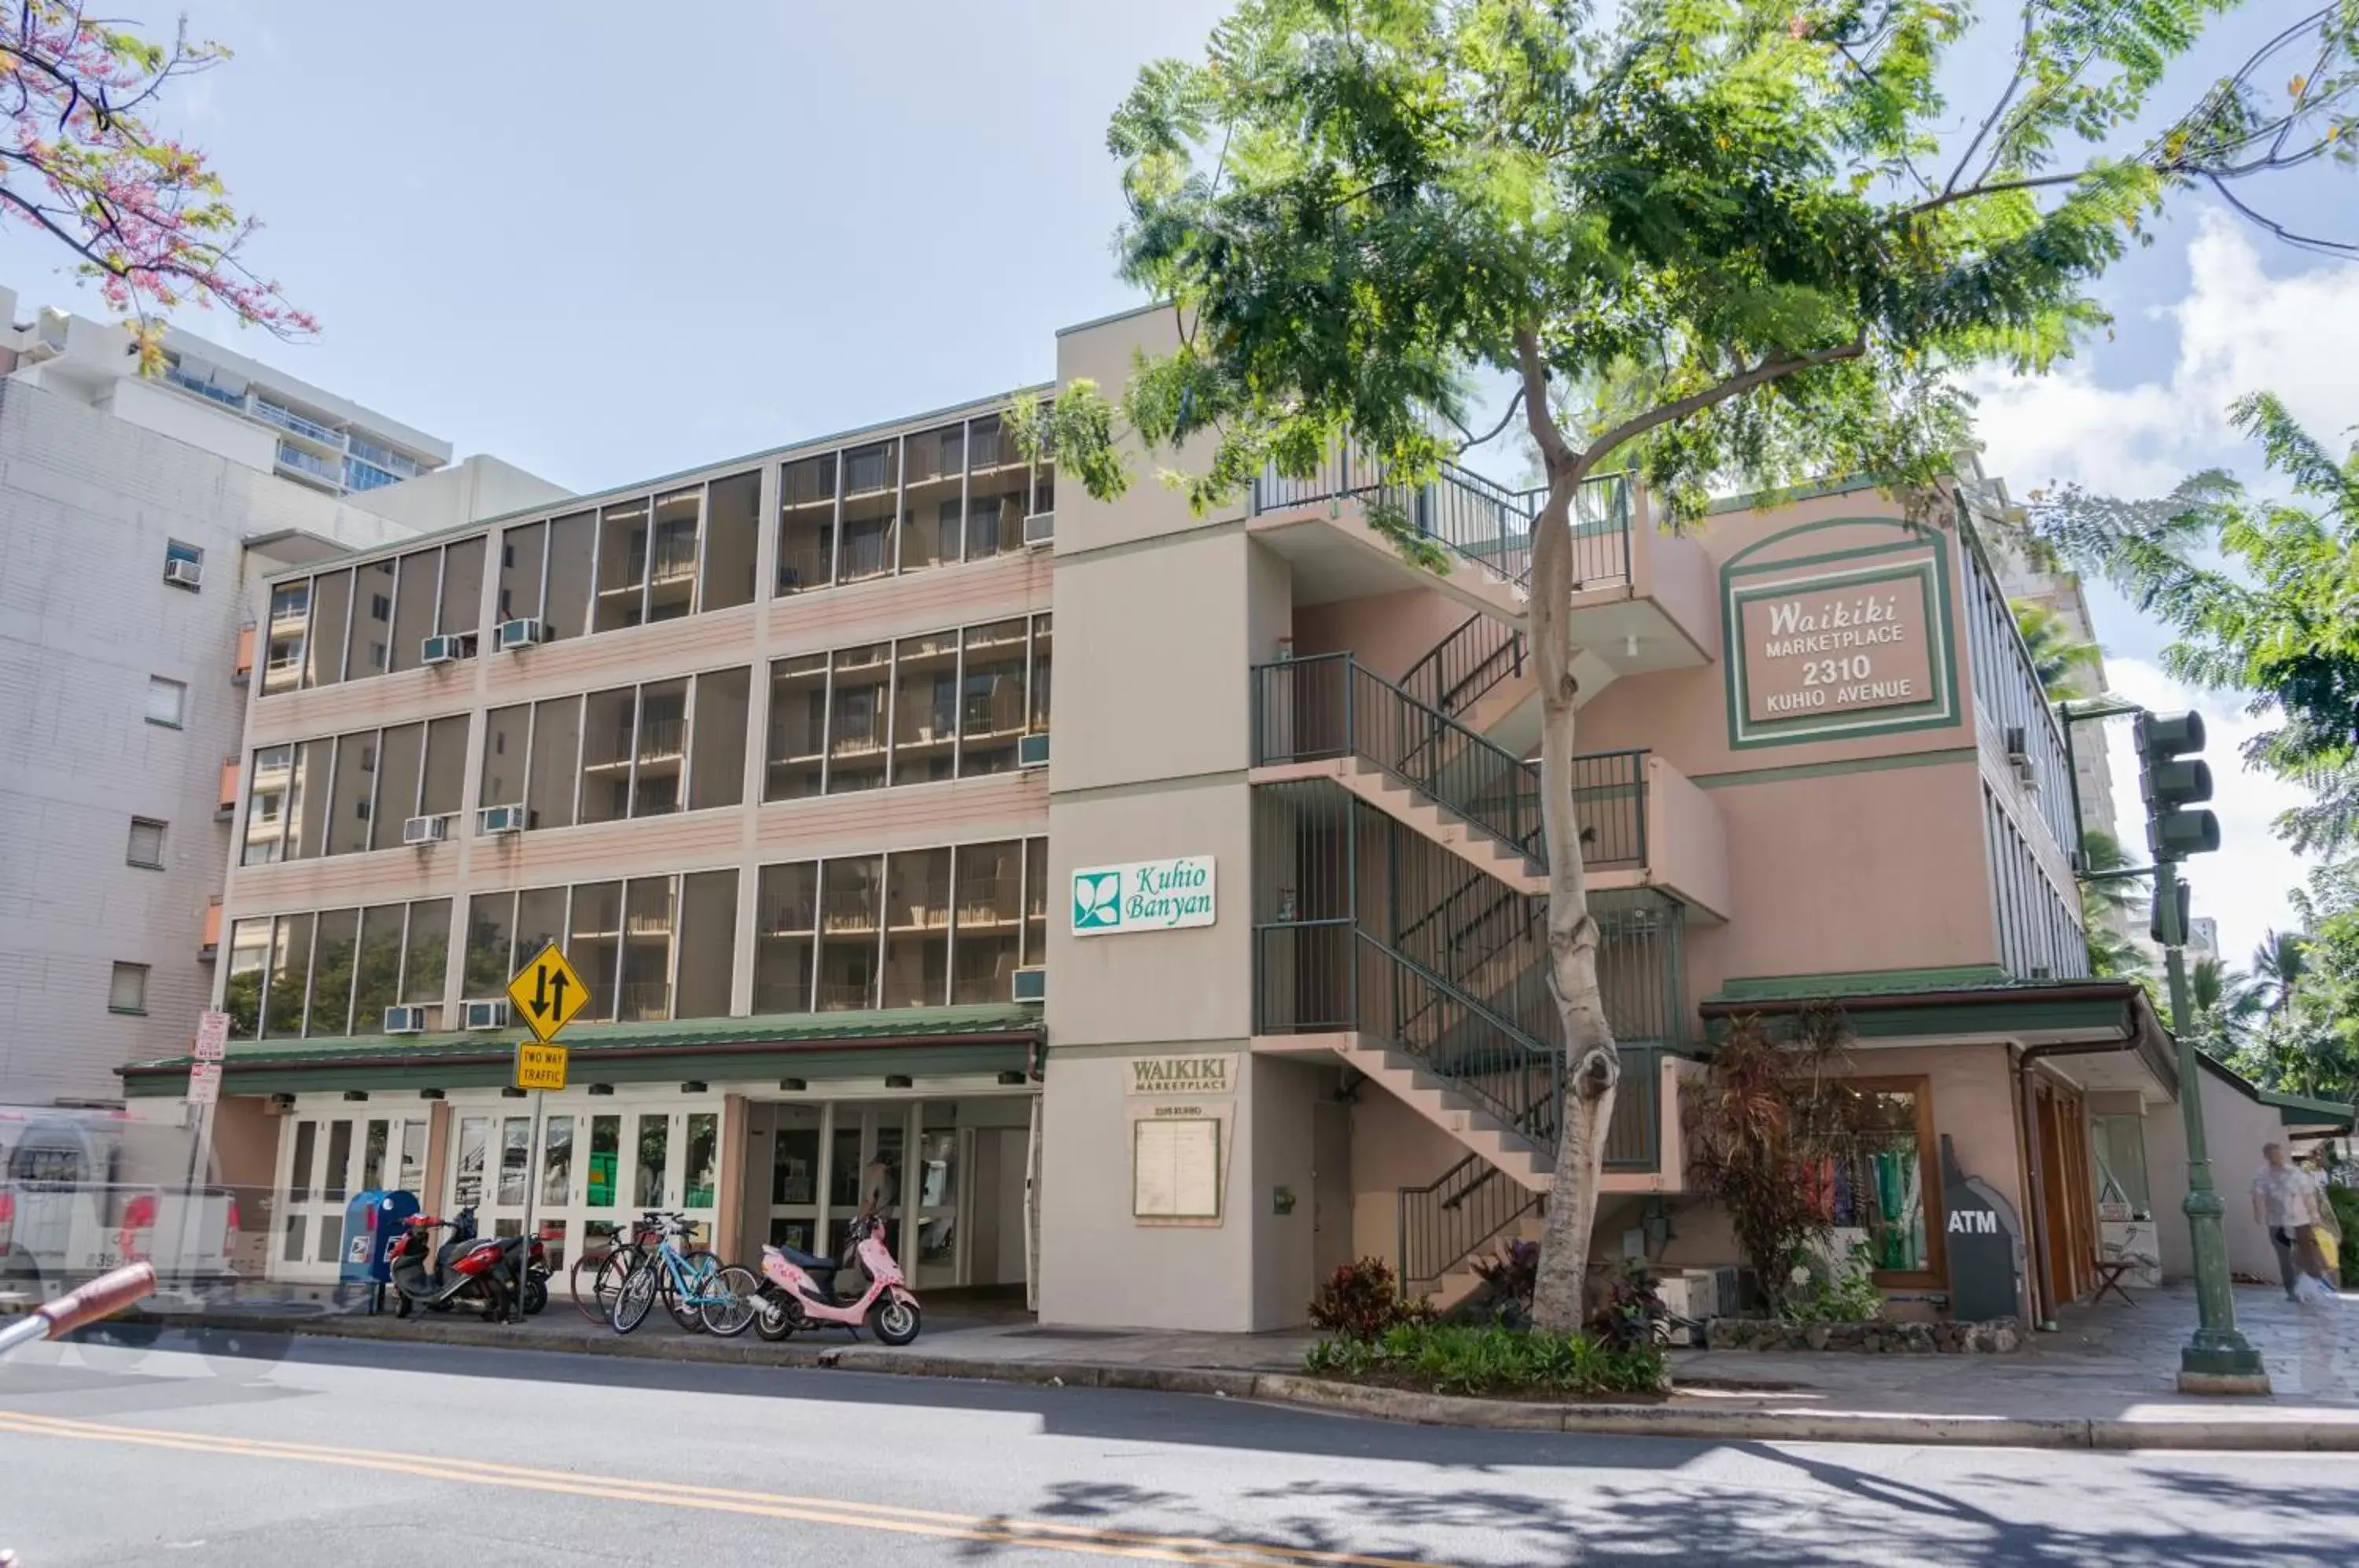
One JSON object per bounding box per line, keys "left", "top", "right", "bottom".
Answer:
{"left": 2136, "top": 710, "right": 2221, "bottom": 861}
{"left": 2151, "top": 878, "right": 2192, "bottom": 947}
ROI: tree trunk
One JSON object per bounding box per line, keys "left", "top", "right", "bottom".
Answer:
{"left": 1522, "top": 462, "right": 1620, "bottom": 1338}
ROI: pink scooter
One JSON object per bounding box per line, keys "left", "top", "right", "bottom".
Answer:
{"left": 753, "top": 1215, "right": 922, "bottom": 1345}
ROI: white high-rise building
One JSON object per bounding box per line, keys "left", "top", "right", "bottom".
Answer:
{"left": 0, "top": 288, "right": 566, "bottom": 1104}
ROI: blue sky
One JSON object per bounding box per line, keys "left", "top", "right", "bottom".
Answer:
{"left": 2, "top": 1, "right": 2348, "bottom": 967}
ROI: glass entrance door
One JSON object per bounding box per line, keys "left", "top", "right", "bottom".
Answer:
{"left": 273, "top": 1106, "right": 428, "bottom": 1282}
{"left": 455, "top": 1097, "right": 724, "bottom": 1271}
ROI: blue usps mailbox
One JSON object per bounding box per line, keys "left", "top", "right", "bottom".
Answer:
{"left": 337, "top": 1189, "right": 420, "bottom": 1312}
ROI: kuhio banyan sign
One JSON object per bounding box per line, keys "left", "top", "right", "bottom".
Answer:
{"left": 1072, "top": 856, "right": 1216, "bottom": 936}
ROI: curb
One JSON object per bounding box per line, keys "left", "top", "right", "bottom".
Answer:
{"left": 108, "top": 1311, "right": 2359, "bottom": 1451}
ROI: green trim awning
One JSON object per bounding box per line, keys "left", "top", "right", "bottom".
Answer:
{"left": 1699, "top": 975, "right": 2177, "bottom": 1096}
{"left": 118, "top": 1005, "right": 1043, "bottom": 1099}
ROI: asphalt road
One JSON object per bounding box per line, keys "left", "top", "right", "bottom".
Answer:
{"left": 2, "top": 1331, "right": 2356, "bottom": 1566}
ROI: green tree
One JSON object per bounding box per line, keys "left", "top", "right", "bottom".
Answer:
{"left": 2186, "top": 955, "right": 2265, "bottom": 1048}
{"left": 2033, "top": 395, "right": 2359, "bottom": 857}
{"left": 1032, "top": 0, "right": 2356, "bottom": 1331}
{"left": 2078, "top": 826, "right": 2151, "bottom": 978}
{"left": 2011, "top": 601, "right": 2104, "bottom": 700}
{"left": 2249, "top": 927, "right": 2310, "bottom": 1015}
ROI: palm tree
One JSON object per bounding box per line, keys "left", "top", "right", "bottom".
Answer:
{"left": 2011, "top": 601, "right": 2105, "bottom": 701}
{"left": 2187, "top": 956, "right": 2265, "bottom": 1049}
{"left": 2250, "top": 929, "right": 2309, "bottom": 1016}
{"left": 2077, "top": 828, "right": 2150, "bottom": 981}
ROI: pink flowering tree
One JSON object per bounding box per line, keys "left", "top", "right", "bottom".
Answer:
{"left": 2, "top": 2, "right": 314, "bottom": 365}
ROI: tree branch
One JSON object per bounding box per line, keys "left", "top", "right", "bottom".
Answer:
{"left": 1452, "top": 385, "right": 1526, "bottom": 455}
{"left": 1902, "top": 169, "right": 2086, "bottom": 220}
{"left": 1582, "top": 340, "right": 1867, "bottom": 469}
{"left": 1944, "top": 2, "right": 2039, "bottom": 198}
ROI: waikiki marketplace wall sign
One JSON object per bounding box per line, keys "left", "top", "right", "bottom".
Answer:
{"left": 1072, "top": 856, "right": 1216, "bottom": 937}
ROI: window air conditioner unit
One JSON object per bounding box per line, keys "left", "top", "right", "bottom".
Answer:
{"left": 1021, "top": 510, "right": 1054, "bottom": 549}
{"left": 383, "top": 1006, "right": 429, "bottom": 1035}
{"left": 1010, "top": 966, "right": 1047, "bottom": 1004}
{"left": 496, "top": 617, "right": 544, "bottom": 651}
{"left": 462, "top": 999, "right": 510, "bottom": 1031}
{"left": 402, "top": 814, "right": 451, "bottom": 847}
{"left": 1017, "top": 733, "right": 1051, "bottom": 769}
{"left": 477, "top": 804, "right": 527, "bottom": 835}
{"left": 163, "top": 558, "right": 204, "bottom": 589}
{"left": 420, "top": 634, "right": 462, "bottom": 665}
{"left": 2014, "top": 757, "right": 2040, "bottom": 790}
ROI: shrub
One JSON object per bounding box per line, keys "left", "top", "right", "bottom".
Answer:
{"left": 1305, "top": 1320, "right": 1665, "bottom": 1397}
{"left": 1308, "top": 1257, "right": 1426, "bottom": 1340}
{"left": 1779, "top": 1241, "right": 1885, "bottom": 1323}
{"left": 2330, "top": 1185, "right": 2358, "bottom": 1289}
{"left": 1589, "top": 1261, "right": 1671, "bottom": 1351}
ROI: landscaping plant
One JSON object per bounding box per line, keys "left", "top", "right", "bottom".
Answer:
{"left": 1308, "top": 1257, "right": 1427, "bottom": 1339}
{"left": 1305, "top": 1320, "right": 1665, "bottom": 1398}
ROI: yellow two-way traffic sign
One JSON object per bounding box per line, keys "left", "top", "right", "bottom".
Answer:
{"left": 508, "top": 943, "right": 588, "bottom": 1043}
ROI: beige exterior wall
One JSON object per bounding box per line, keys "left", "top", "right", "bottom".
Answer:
{"left": 2144, "top": 1066, "right": 2309, "bottom": 1284}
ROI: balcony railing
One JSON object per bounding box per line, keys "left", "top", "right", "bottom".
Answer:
{"left": 164, "top": 365, "right": 246, "bottom": 410}
{"left": 276, "top": 443, "right": 340, "bottom": 482}
{"left": 344, "top": 456, "right": 401, "bottom": 492}
{"left": 1253, "top": 652, "right": 1544, "bottom": 867}
{"left": 1248, "top": 452, "right": 1632, "bottom": 591}
{"left": 1255, "top": 918, "right": 1559, "bottom": 1147}
{"left": 616, "top": 981, "right": 671, "bottom": 1021}
{"left": 254, "top": 400, "right": 344, "bottom": 446}
{"left": 1400, "top": 613, "right": 1524, "bottom": 722}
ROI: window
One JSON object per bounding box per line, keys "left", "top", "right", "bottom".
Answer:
{"left": 960, "top": 619, "right": 1028, "bottom": 775}
{"left": 676, "top": 870, "right": 738, "bottom": 1019}
{"left": 145, "top": 675, "right": 187, "bottom": 727}
{"left": 388, "top": 548, "right": 440, "bottom": 672}
{"left": 838, "top": 442, "right": 898, "bottom": 583}
{"left": 307, "top": 570, "right": 353, "bottom": 687}
{"left": 109, "top": 962, "right": 149, "bottom": 1014}
{"left": 262, "top": 583, "right": 308, "bottom": 695}
{"left": 126, "top": 818, "right": 166, "bottom": 869}
{"left": 900, "top": 425, "right": 964, "bottom": 572}
{"left": 776, "top": 453, "right": 837, "bottom": 594}
{"left": 1827, "top": 1078, "right": 1944, "bottom": 1284}
{"left": 688, "top": 667, "right": 750, "bottom": 811}
{"left": 701, "top": 472, "right": 760, "bottom": 611}
{"left": 755, "top": 861, "right": 817, "bottom": 1013}
{"left": 764, "top": 655, "right": 829, "bottom": 801}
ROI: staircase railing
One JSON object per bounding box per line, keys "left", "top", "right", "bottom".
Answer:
{"left": 1398, "top": 1150, "right": 1542, "bottom": 1295}
{"left": 1400, "top": 612, "right": 1525, "bottom": 722}
{"left": 1253, "top": 653, "right": 1544, "bottom": 868}
{"left": 1247, "top": 453, "right": 1633, "bottom": 591}
{"left": 1397, "top": 1043, "right": 1665, "bottom": 1294}
{"left": 1253, "top": 918, "right": 1560, "bottom": 1146}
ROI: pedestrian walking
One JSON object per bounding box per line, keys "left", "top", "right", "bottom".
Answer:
{"left": 2250, "top": 1143, "right": 2339, "bottom": 1303}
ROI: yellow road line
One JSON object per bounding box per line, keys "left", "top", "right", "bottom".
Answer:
{"left": 0, "top": 1410, "right": 1452, "bottom": 1568}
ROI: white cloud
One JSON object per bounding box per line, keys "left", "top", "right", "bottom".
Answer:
{"left": 1969, "top": 215, "right": 2359, "bottom": 497}
{"left": 2098, "top": 658, "right": 2313, "bottom": 970}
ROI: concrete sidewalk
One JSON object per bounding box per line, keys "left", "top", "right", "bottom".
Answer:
{"left": 113, "top": 1281, "right": 2359, "bottom": 1449}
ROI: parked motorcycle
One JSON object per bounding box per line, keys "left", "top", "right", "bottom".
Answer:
{"left": 753, "top": 1215, "right": 920, "bottom": 1345}
{"left": 387, "top": 1208, "right": 516, "bottom": 1322}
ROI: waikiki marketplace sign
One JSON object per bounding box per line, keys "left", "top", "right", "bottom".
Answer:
{"left": 1071, "top": 856, "right": 1216, "bottom": 937}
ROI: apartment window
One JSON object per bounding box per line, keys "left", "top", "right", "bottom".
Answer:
{"left": 755, "top": 862, "right": 818, "bottom": 1014}
{"left": 543, "top": 512, "right": 594, "bottom": 641}
{"left": 401, "top": 899, "right": 451, "bottom": 1013}
{"left": 960, "top": 619, "right": 1028, "bottom": 775}
{"left": 647, "top": 490, "right": 701, "bottom": 624}
{"left": 620, "top": 877, "right": 675, "bottom": 1021}
{"left": 569, "top": 882, "right": 624, "bottom": 1021}
{"left": 776, "top": 453, "right": 837, "bottom": 594}
{"left": 325, "top": 730, "right": 377, "bottom": 856}
{"left": 109, "top": 962, "right": 149, "bottom": 1014}
{"left": 579, "top": 687, "right": 636, "bottom": 824}
{"left": 827, "top": 646, "right": 891, "bottom": 793}
{"left": 465, "top": 890, "right": 517, "bottom": 998}
{"left": 594, "top": 498, "right": 651, "bottom": 632}
{"left": 126, "top": 818, "right": 166, "bottom": 869}
{"left": 527, "top": 696, "right": 582, "bottom": 830}
{"left": 631, "top": 679, "right": 689, "bottom": 818}
{"left": 388, "top": 548, "right": 440, "bottom": 672}
{"left": 436, "top": 536, "right": 486, "bottom": 646}
{"left": 263, "top": 912, "right": 314, "bottom": 1039}
{"left": 262, "top": 583, "right": 308, "bottom": 695}
{"left": 164, "top": 539, "right": 204, "bottom": 587}
{"left": 819, "top": 855, "right": 884, "bottom": 1010}
{"left": 900, "top": 424, "right": 964, "bottom": 573}
{"left": 764, "top": 654, "right": 829, "bottom": 801}
{"left": 688, "top": 667, "right": 750, "bottom": 811}
{"left": 676, "top": 870, "right": 738, "bottom": 1020}
{"left": 349, "top": 558, "right": 396, "bottom": 677}
{"left": 224, "top": 918, "right": 269, "bottom": 1037}
{"left": 352, "top": 904, "right": 406, "bottom": 1032}
{"left": 308, "top": 907, "right": 359, "bottom": 1036}
{"left": 370, "top": 724, "right": 425, "bottom": 848}
{"left": 307, "top": 569, "right": 353, "bottom": 687}
{"left": 701, "top": 472, "right": 760, "bottom": 611}
{"left": 480, "top": 705, "right": 530, "bottom": 814}
{"left": 883, "top": 846, "right": 951, "bottom": 1007}
{"left": 892, "top": 632, "right": 959, "bottom": 785}
{"left": 145, "top": 675, "right": 187, "bottom": 727}
{"left": 838, "top": 442, "right": 898, "bottom": 583}
{"left": 967, "top": 413, "right": 1028, "bottom": 560}
{"left": 954, "top": 840, "right": 1025, "bottom": 1003}
{"left": 497, "top": 520, "right": 547, "bottom": 628}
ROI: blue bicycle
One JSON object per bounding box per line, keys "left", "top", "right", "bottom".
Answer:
{"left": 609, "top": 1212, "right": 758, "bottom": 1337}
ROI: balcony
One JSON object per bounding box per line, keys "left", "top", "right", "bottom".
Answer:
{"left": 233, "top": 624, "right": 255, "bottom": 686}
{"left": 216, "top": 758, "right": 239, "bottom": 820}
{"left": 164, "top": 365, "right": 246, "bottom": 411}
{"left": 275, "top": 442, "right": 342, "bottom": 486}
{"left": 1244, "top": 453, "right": 1720, "bottom": 693}
{"left": 343, "top": 456, "right": 401, "bottom": 492}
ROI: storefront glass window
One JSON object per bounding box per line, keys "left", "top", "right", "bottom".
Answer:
{"left": 587, "top": 1115, "right": 620, "bottom": 1209}
{"left": 499, "top": 1117, "right": 530, "bottom": 1206}
{"left": 635, "top": 1114, "right": 670, "bottom": 1209}
{"left": 1830, "top": 1086, "right": 1936, "bottom": 1275}
{"left": 455, "top": 1117, "right": 488, "bottom": 1208}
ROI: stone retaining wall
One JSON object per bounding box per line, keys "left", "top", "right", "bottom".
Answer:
{"left": 1705, "top": 1317, "right": 2023, "bottom": 1353}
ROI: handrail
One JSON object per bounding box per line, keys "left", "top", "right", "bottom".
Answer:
{"left": 1400, "top": 612, "right": 1525, "bottom": 721}
{"left": 1253, "top": 652, "right": 1545, "bottom": 869}
{"left": 1397, "top": 1150, "right": 1542, "bottom": 1293}
{"left": 1246, "top": 453, "right": 1633, "bottom": 592}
